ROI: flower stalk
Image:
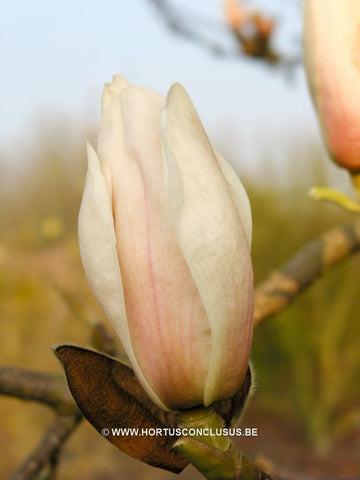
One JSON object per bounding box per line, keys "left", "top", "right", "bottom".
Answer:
{"left": 175, "top": 407, "right": 268, "bottom": 480}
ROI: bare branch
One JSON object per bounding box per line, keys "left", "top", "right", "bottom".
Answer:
{"left": 0, "top": 366, "right": 76, "bottom": 412}
{"left": 145, "top": 0, "right": 301, "bottom": 69}
{"left": 147, "top": 0, "right": 234, "bottom": 56}
{"left": 10, "top": 413, "right": 82, "bottom": 480}
{"left": 1, "top": 311, "right": 121, "bottom": 478}
{"left": 254, "top": 220, "right": 360, "bottom": 325}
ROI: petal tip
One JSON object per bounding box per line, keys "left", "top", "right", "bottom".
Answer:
{"left": 101, "top": 75, "right": 129, "bottom": 110}
{"left": 110, "top": 75, "right": 130, "bottom": 93}
{"left": 166, "top": 82, "right": 189, "bottom": 106}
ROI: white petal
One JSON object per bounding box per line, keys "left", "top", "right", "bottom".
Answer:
{"left": 215, "top": 150, "right": 252, "bottom": 247}
{"left": 79, "top": 143, "right": 167, "bottom": 410}
{"left": 162, "top": 83, "right": 253, "bottom": 406}
{"left": 109, "top": 86, "right": 211, "bottom": 408}
{"left": 96, "top": 77, "right": 129, "bottom": 193}
{"left": 110, "top": 75, "right": 129, "bottom": 94}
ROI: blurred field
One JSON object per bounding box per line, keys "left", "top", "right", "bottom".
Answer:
{"left": 1, "top": 124, "right": 360, "bottom": 479}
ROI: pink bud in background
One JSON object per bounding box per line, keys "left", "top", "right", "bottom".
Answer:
{"left": 78, "top": 76, "right": 253, "bottom": 410}
{"left": 304, "top": 0, "right": 360, "bottom": 172}
{"left": 252, "top": 13, "right": 274, "bottom": 38}
{"left": 223, "top": 0, "right": 249, "bottom": 30}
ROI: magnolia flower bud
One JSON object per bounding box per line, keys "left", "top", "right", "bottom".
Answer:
{"left": 78, "top": 76, "right": 253, "bottom": 410}
{"left": 304, "top": 0, "right": 360, "bottom": 172}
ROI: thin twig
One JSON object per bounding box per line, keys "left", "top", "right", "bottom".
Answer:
{"left": 10, "top": 413, "right": 82, "bottom": 480}
{"left": 3, "top": 319, "right": 119, "bottom": 479}
{"left": 0, "top": 366, "right": 76, "bottom": 413}
{"left": 145, "top": 0, "right": 301, "bottom": 68}
{"left": 147, "top": 0, "right": 234, "bottom": 57}
{"left": 254, "top": 220, "right": 360, "bottom": 325}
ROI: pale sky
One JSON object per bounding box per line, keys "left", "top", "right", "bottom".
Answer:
{"left": 1, "top": 0, "right": 321, "bottom": 173}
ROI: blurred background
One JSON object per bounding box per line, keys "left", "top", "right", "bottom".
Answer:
{"left": 1, "top": 0, "right": 360, "bottom": 478}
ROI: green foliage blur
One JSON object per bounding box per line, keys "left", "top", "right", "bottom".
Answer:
{"left": 1, "top": 121, "right": 360, "bottom": 477}
{"left": 248, "top": 151, "right": 360, "bottom": 454}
